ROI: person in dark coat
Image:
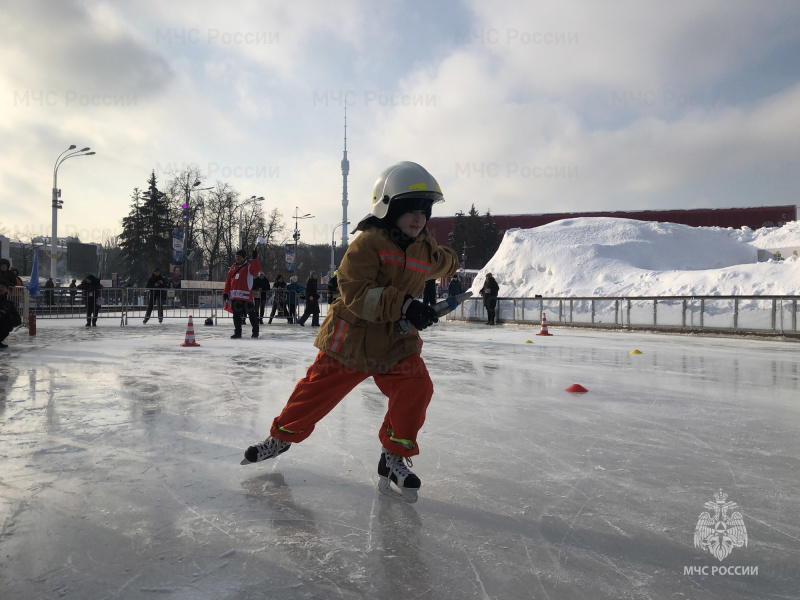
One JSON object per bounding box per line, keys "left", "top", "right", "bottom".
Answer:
{"left": 267, "top": 274, "right": 286, "bottom": 324}
{"left": 68, "top": 279, "right": 77, "bottom": 306}
{"left": 0, "top": 259, "right": 15, "bottom": 289}
{"left": 285, "top": 276, "right": 304, "bottom": 324}
{"left": 297, "top": 272, "right": 321, "bottom": 327}
{"left": 447, "top": 274, "right": 463, "bottom": 296}
{"left": 0, "top": 282, "right": 22, "bottom": 348}
{"left": 77, "top": 274, "right": 103, "bottom": 326}
{"left": 44, "top": 277, "right": 55, "bottom": 305}
{"left": 327, "top": 270, "right": 338, "bottom": 304}
{"left": 252, "top": 272, "right": 271, "bottom": 324}
{"left": 143, "top": 268, "right": 168, "bottom": 324}
{"left": 479, "top": 272, "right": 500, "bottom": 325}
{"left": 422, "top": 279, "right": 437, "bottom": 306}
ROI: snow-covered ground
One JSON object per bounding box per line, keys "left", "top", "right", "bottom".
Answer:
{"left": 1, "top": 317, "right": 798, "bottom": 599}
{"left": 470, "top": 218, "right": 800, "bottom": 297}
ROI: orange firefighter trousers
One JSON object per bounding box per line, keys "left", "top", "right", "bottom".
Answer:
{"left": 269, "top": 352, "right": 433, "bottom": 457}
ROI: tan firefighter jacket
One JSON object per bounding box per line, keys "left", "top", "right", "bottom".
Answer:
{"left": 314, "top": 226, "right": 459, "bottom": 372}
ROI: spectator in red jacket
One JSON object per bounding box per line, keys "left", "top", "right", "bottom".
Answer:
{"left": 223, "top": 248, "right": 262, "bottom": 339}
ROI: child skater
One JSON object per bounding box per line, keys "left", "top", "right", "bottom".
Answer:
{"left": 243, "top": 161, "right": 459, "bottom": 502}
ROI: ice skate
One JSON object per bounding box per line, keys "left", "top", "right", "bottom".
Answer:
{"left": 242, "top": 436, "right": 291, "bottom": 464}
{"left": 378, "top": 447, "right": 421, "bottom": 503}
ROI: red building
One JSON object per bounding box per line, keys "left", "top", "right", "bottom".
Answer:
{"left": 426, "top": 205, "right": 797, "bottom": 246}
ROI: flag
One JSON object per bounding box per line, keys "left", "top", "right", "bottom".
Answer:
{"left": 256, "top": 236, "right": 267, "bottom": 245}
{"left": 28, "top": 248, "right": 40, "bottom": 296}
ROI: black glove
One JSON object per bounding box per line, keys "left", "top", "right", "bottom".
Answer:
{"left": 402, "top": 294, "right": 438, "bottom": 330}
{"left": 251, "top": 248, "right": 258, "bottom": 260}
{"left": 223, "top": 294, "right": 229, "bottom": 302}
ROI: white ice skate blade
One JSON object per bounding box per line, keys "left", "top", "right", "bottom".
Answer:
{"left": 378, "top": 475, "right": 419, "bottom": 503}
{"left": 240, "top": 458, "right": 254, "bottom": 465}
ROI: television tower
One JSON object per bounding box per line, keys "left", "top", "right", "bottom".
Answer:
{"left": 340, "top": 107, "right": 349, "bottom": 248}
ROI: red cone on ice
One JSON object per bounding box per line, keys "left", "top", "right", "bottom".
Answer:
{"left": 536, "top": 312, "right": 553, "bottom": 336}
{"left": 181, "top": 316, "right": 201, "bottom": 347}
{"left": 565, "top": 384, "right": 588, "bottom": 393}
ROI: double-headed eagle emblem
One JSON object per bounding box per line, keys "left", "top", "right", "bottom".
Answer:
{"left": 694, "top": 489, "right": 748, "bottom": 561}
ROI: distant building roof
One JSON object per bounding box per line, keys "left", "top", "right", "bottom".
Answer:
{"left": 427, "top": 205, "right": 797, "bottom": 246}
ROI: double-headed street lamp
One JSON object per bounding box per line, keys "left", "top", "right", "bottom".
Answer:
{"left": 331, "top": 221, "right": 350, "bottom": 277}
{"left": 52, "top": 145, "right": 95, "bottom": 280}
{"left": 293, "top": 207, "right": 314, "bottom": 244}
{"left": 239, "top": 195, "right": 265, "bottom": 249}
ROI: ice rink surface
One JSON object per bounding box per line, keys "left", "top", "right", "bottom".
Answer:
{"left": 1, "top": 319, "right": 798, "bottom": 599}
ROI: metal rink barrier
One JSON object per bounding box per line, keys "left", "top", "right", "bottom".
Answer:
{"left": 450, "top": 295, "right": 800, "bottom": 336}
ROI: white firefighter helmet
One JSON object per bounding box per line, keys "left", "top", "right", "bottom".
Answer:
{"left": 352, "top": 161, "right": 444, "bottom": 232}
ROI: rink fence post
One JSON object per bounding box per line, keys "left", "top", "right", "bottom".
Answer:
{"left": 733, "top": 298, "right": 739, "bottom": 330}
{"left": 771, "top": 298, "right": 776, "bottom": 331}
{"left": 682, "top": 299, "right": 687, "bottom": 328}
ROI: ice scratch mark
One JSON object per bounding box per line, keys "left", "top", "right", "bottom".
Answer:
{"left": 447, "top": 519, "right": 491, "bottom": 600}
{"left": 558, "top": 495, "right": 593, "bottom": 565}
{"left": 366, "top": 490, "right": 378, "bottom": 552}
{"left": 521, "top": 536, "right": 550, "bottom": 600}
{"left": 746, "top": 514, "right": 800, "bottom": 543}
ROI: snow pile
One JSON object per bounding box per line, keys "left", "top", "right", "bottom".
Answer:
{"left": 470, "top": 218, "right": 800, "bottom": 297}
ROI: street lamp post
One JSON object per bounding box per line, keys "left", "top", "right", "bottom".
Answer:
{"left": 292, "top": 207, "right": 314, "bottom": 244}
{"left": 182, "top": 180, "right": 212, "bottom": 281}
{"left": 52, "top": 145, "right": 95, "bottom": 280}
{"left": 331, "top": 221, "right": 350, "bottom": 277}
{"left": 239, "top": 195, "right": 265, "bottom": 249}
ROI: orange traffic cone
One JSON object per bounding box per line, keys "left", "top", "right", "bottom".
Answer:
{"left": 536, "top": 312, "right": 553, "bottom": 336}
{"left": 181, "top": 316, "right": 201, "bottom": 347}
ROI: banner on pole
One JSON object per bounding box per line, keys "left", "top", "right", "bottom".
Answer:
{"left": 285, "top": 244, "right": 295, "bottom": 272}
{"left": 172, "top": 224, "right": 185, "bottom": 264}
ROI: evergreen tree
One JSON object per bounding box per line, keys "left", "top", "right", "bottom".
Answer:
{"left": 447, "top": 204, "right": 491, "bottom": 269}
{"left": 480, "top": 209, "right": 501, "bottom": 266}
{"left": 140, "top": 171, "right": 172, "bottom": 271}
{"left": 118, "top": 172, "right": 173, "bottom": 284}
{"left": 118, "top": 188, "right": 149, "bottom": 285}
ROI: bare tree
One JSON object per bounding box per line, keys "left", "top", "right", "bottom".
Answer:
{"left": 197, "top": 183, "right": 236, "bottom": 280}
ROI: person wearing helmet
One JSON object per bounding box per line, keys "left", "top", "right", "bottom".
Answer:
{"left": 244, "top": 161, "right": 459, "bottom": 503}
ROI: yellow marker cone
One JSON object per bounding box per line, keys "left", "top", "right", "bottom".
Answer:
{"left": 524, "top": 340, "right": 534, "bottom": 344}
{"left": 630, "top": 349, "right": 642, "bottom": 354}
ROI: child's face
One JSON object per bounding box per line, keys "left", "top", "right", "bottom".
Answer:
{"left": 396, "top": 210, "right": 427, "bottom": 238}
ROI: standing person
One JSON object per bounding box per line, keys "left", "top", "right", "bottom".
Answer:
{"left": 253, "top": 272, "right": 271, "bottom": 324}
{"left": 8, "top": 268, "right": 23, "bottom": 300}
{"left": 297, "top": 272, "right": 320, "bottom": 327}
{"left": 0, "top": 282, "right": 22, "bottom": 349}
{"left": 223, "top": 248, "right": 261, "bottom": 338}
{"left": 267, "top": 274, "right": 286, "bottom": 324}
{"left": 423, "top": 278, "right": 437, "bottom": 306}
{"left": 479, "top": 272, "right": 500, "bottom": 325}
{"left": 285, "top": 276, "right": 304, "bottom": 324}
{"left": 44, "top": 277, "right": 55, "bottom": 305}
{"left": 326, "top": 270, "right": 338, "bottom": 304}
{"left": 448, "top": 274, "right": 463, "bottom": 296}
{"left": 0, "top": 259, "right": 15, "bottom": 288}
{"left": 68, "top": 279, "right": 77, "bottom": 307}
{"left": 243, "top": 161, "right": 459, "bottom": 504}
{"left": 143, "top": 268, "right": 168, "bottom": 324}
{"left": 77, "top": 274, "right": 103, "bottom": 327}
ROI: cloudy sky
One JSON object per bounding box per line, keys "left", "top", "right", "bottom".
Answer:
{"left": 2, "top": 0, "right": 799, "bottom": 246}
